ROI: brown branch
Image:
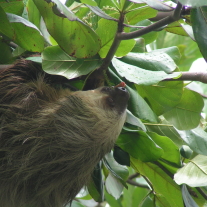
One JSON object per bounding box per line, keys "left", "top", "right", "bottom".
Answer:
{"left": 164, "top": 72, "right": 207, "bottom": 84}
{"left": 98, "top": 12, "right": 125, "bottom": 72}
{"left": 117, "top": 2, "right": 183, "bottom": 40}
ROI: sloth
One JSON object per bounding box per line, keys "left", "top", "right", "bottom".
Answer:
{"left": 0, "top": 60, "right": 129, "bottom": 207}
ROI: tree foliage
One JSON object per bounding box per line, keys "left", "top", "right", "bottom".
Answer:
{"left": 1, "top": 0, "right": 207, "bottom": 206}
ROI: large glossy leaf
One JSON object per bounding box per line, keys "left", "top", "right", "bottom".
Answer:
{"left": 0, "top": 8, "right": 44, "bottom": 52}
{"left": 116, "top": 131, "right": 164, "bottom": 162}
{"left": 164, "top": 88, "right": 204, "bottom": 130}
{"left": 174, "top": 154, "right": 207, "bottom": 187}
{"left": 112, "top": 58, "right": 181, "bottom": 85}
{"left": 176, "top": 126, "right": 207, "bottom": 156}
{"left": 126, "top": 110, "right": 146, "bottom": 131}
{"left": 125, "top": 6, "right": 157, "bottom": 25}
{"left": 33, "top": 0, "right": 101, "bottom": 58}
{"left": 156, "top": 31, "right": 202, "bottom": 71}
{"left": 120, "top": 51, "right": 177, "bottom": 73}
{"left": 42, "top": 45, "right": 101, "bottom": 79}
{"left": 147, "top": 132, "right": 181, "bottom": 171}
{"left": 136, "top": 81, "right": 183, "bottom": 115}
{"left": 131, "top": 157, "right": 184, "bottom": 207}
{"left": 27, "top": 0, "right": 41, "bottom": 29}
{"left": 147, "top": 122, "right": 184, "bottom": 147}
{"left": 191, "top": 7, "right": 207, "bottom": 60}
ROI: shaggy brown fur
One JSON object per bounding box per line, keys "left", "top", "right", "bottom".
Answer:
{"left": 0, "top": 60, "right": 129, "bottom": 207}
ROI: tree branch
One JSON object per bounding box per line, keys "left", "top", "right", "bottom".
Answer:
{"left": 117, "top": 2, "right": 183, "bottom": 40}
{"left": 98, "top": 12, "right": 125, "bottom": 72}
{"left": 164, "top": 72, "right": 207, "bottom": 84}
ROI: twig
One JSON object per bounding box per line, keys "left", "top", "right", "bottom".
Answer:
{"left": 164, "top": 72, "right": 207, "bottom": 84}
{"left": 117, "top": 2, "right": 183, "bottom": 40}
{"left": 98, "top": 12, "right": 125, "bottom": 72}
{"left": 127, "top": 173, "right": 150, "bottom": 189}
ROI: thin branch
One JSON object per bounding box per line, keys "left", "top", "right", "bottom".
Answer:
{"left": 164, "top": 72, "right": 207, "bottom": 84}
{"left": 117, "top": 2, "right": 183, "bottom": 40}
{"left": 127, "top": 173, "right": 150, "bottom": 189}
{"left": 98, "top": 12, "right": 125, "bottom": 72}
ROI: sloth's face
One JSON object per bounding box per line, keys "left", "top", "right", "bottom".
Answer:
{"left": 74, "top": 85, "right": 130, "bottom": 115}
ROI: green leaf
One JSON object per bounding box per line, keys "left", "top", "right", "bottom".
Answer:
{"left": 176, "top": 127, "right": 207, "bottom": 156}
{"left": 191, "top": 7, "right": 207, "bottom": 59}
{"left": 86, "top": 5, "right": 117, "bottom": 20}
{"left": 136, "top": 81, "right": 183, "bottom": 115}
{"left": 122, "top": 184, "right": 150, "bottom": 207}
{"left": 178, "top": 0, "right": 207, "bottom": 7}
{"left": 131, "top": 157, "right": 184, "bottom": 207}
{"left": 174, "top": 154, "right": 207, "bottom": 187}
{"left": 126, "top": 5, "right": 157, "bottom": 25}
{"left": 105, "top": 191, "right": 122, "bottom": 207}
{"left": 146, "top": 121, "right": 184, "bottom": 147}
{"left": 156, "top": 30, "right": 202, "bottom": 71}
{"left": 147, "top": 132, "right": 181, "bottom": 169}
{"left": 126, "top": 83, "right": 159, "bottom": 123}
{"left": 27, "top": 0, "right": 41, "bottom": 29}
{"left": 33, "top": 0, "right": 101, "bottom": 58}
{"left": 131, "top": 38, "right": 145, "bottom": 53}
{"left": 180, "top": 145, "right": 193, "bottom": 159}
{"left": 104, "top": 153, "right": 129, "bottom": 182}
{"left": 116, "top": 131, "right": 164, "bottom": 162}
{"left": 96, "top": 18, "right": 135, "bottom": 58}
{"left": 0, "top": 7, "right": 44, "bottom": 52}
{"left": 112, "top": 58, "right": 181, "bottom": 85}
{"left": 164, "top": 88, "right": 204, "bottom": 130}
{"left": 153, "top": 46, "right": 181, "bottom": 65}
{"left": 0, "top": 38, "right": 13, "bottom": 64}
{"left": 120, "top": 51, "right": 177, "bottom": 73}
{"left": 165, "top": 22, "right": 189, "bottom": 37}
{"left": 0, "top": 0, "right": 24, "bottom": 15}
{"left": 113, "top": 146, "right": 130, "bottom": 166}
{"left": 130, "top": 20, "right": 158, "bottom": 45}
{"left": 126, "top": 110, "right": 146, "bottom": 131}
{"left": 42, "top": 45, "right": 101, "bottom": 79}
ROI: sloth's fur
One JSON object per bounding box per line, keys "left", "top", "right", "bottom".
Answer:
{"left": 0, "top": 60, "right": 129, "bottom": 207}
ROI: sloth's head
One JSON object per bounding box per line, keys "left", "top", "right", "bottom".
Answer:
{"left": 51, "top": 83, "right": 130, "bottom": 149}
